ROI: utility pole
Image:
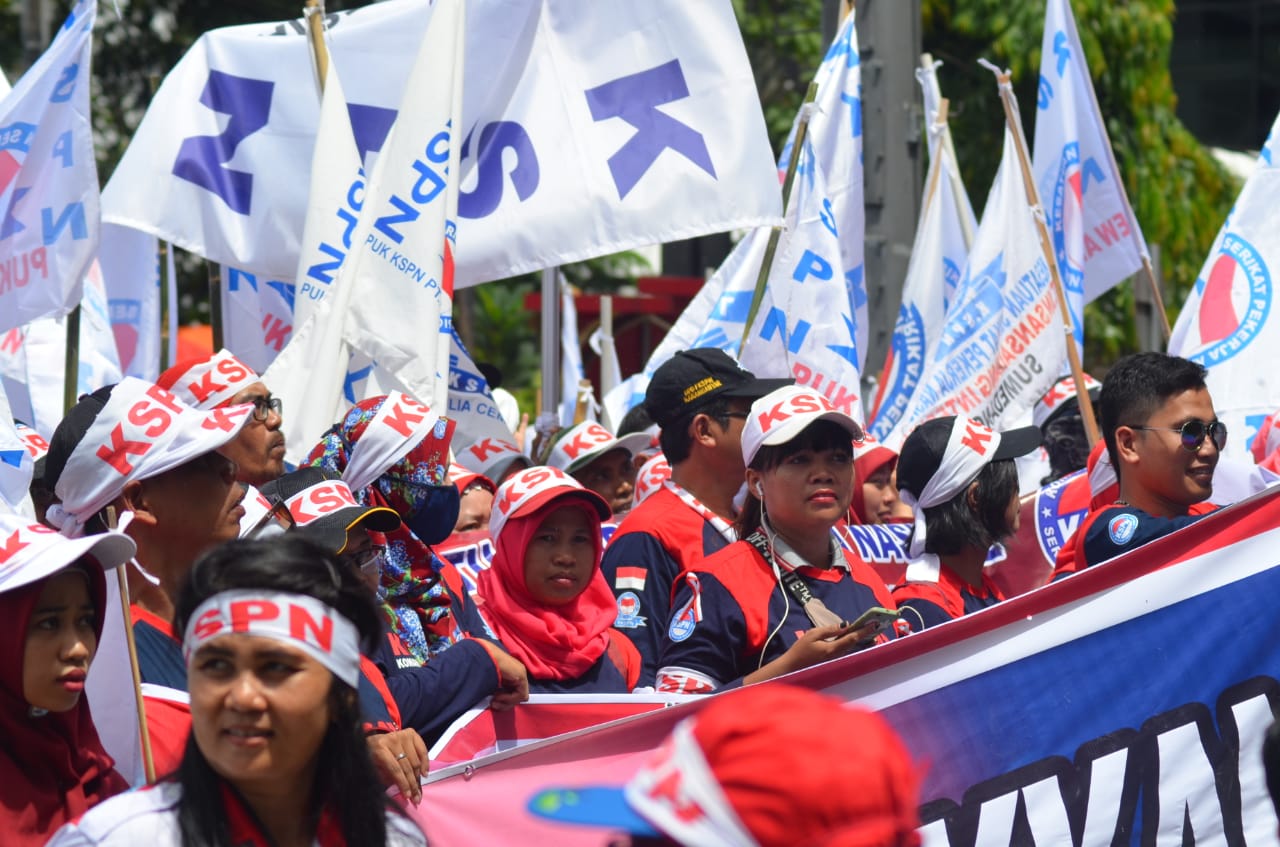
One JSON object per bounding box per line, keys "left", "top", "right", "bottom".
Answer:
{"left": 830, "top": 0, "right": 924, "bottom": 406}
{"left": 20, "top": 0, "right": 52, "bottom": 70}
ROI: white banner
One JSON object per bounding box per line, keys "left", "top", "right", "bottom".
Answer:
{"left": 1169, "top": 110, "right": 1280, "bottom": 459}
{"left": 602, "top": 12, "right": 866, "bottom": 421}
{"left": 98, "top": 223, "right": 177, "bottom": 381}
{"left": 263, "top": 0, "right": 463, "bottom": 462}
{"left": 101, "top": 0, "right": 781, "bottom": 286}
{"left": 0, "top": 0, "right": 100, "bottom": 333}
{"left": 1031, "top": 0, "right": 1147, "bottom": 352}
{"left": 884, "top": 127, "right": 1065, "bottom": 446}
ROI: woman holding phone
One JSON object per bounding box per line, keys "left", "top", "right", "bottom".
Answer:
{"left": 50, "top": 535, "right": 427, "bottom": 846}
{"left": 656, "top": 386, "right": 899, "bottom": 695}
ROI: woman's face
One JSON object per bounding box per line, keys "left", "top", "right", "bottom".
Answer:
{"left": 23, "top": 570, "right": 97, "bottom": 713}
{"left": 522, "top": 505, "right": 597, "bottom": 606}
{"left": 189, "top": 634, "right": 332, "bottom": 794}
{"left": 861, "top": 466, "right": 898, "bottom": 524}
{"left": 749, "top": 444, "right": 854, "bottom": 536}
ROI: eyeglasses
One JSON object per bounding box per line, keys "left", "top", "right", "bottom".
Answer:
{"left": 244, "top": 498, "right": 296, "bottom": 538}
{"left": 249, "top": 396, "right": 283, "bottom": 422}
{"left": 341, "top": 544, "right": 386, "bottom": 578}
{"left": 1128, "top": 419, "right": 1227, "bottom": 452}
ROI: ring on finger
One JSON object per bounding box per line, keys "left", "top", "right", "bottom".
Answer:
{"left": 396, "top": 752, "right": 408, "bottom": 760}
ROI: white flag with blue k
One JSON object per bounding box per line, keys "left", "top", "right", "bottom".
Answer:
{"left": 603, "top": 11, "right": 867, "bottom": 422}
{"left": 1031, "top": 0, "right": 1147, "bottom": 354}
{"left": 0, "top": 0, "right": 100, "bottom": 334}
{"left": 1169, "top": 109, "right": 1280, "bottom": 459}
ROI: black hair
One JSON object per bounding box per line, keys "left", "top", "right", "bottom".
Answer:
{"left": 616, "top": 403, "right": 654, "bottom": 437}
{"left": 657, "top": 396, "right": 734, "bottom": 466}
{"left": 1099, "top": 353, "right": 1208, "bottom": 481}
{"left": 171, "top": 535, "right": 414, "bottom": 847}
{"left": 1040, "top": 406, "right": 1091, "bottom": 485}
{"left": 1264, "top": 718, "right": 1280, "bottom": 824}
{"left": 918, "top": 459, "right": 1020, "bottom": 556}
{"left": 733, "top": 420, "right": 853, "bottom": 539}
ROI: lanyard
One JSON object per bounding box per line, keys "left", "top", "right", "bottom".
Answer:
{"left": 663, "top": 479, "right": 736, "bottom": 544}
{"left": 743, "top": 529, "right": 843, "bottom": 629}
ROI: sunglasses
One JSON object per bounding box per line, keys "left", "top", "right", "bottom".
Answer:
{"left": 244, "top": 498, "right": 296, "bottom": 538}
{"left": 1128, "top": 419, "right": 1227, "bottom": 452}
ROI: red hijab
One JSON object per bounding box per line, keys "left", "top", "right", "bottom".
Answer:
{"left": 0, "top": 562, "right": 128, "bottom": 845}
{"left": 476, "top": 496, "right": 616, "bottom": 680}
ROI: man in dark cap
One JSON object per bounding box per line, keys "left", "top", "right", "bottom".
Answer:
{"left": 600, "top": 349, "right": 789, "bottom": 687}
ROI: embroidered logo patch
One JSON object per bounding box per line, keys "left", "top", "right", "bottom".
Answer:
{"left": 1108, "top": 513, "right": 1139, "bottom": 545}
{"left": 614, "top": 591, "right": 646, "bottom": 629}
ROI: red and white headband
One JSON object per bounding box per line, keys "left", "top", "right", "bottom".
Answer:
{"left": 342, "top": 392, "right": 441, "bottom": 493}
{"left": 164, "top": 349, "right": 260, "bottom": 410}
{"left": 183, "top": 590, "right": 361, "bottom": 687}
{"left": 900, "top": 417, "right": 1001, "bottom": 559}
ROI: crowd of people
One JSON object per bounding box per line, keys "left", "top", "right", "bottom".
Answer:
{"left": 2, "top": 343, "right": 1273, "bottom": 846}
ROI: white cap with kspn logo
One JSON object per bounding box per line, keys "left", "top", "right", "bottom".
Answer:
{"left": 547, "top": 422, "right": 651, "bottom": 475}
{"left": 488, "top": 466, "right": 611, "bottom": 544}
{"left": 0, "top": 514, "right": 135, "bottom": 594}
{"left": 740, "top": 386, "right": 863, "bottom": 468}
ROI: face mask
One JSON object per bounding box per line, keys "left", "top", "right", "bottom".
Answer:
{"left": 398, "top": 480, "right": 461, "bottom": 546}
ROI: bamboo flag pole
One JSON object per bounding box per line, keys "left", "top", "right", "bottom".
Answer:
{"left": 868, "top": 99, "right": 951, "bottom": 422}
{"left": 918, "top": 54, "right": 975, "bottom": 249}
{"left": 738, "top": 80, "right": 819, "bottom": 353}
{"left": 106, "top": 507, "right": 157, "bottom": 784}
{"left": 304, "top": 0, "right": 330, "bottom": 94}
{"left": 981, "top": 60, "right": 1100, "bottom": 447}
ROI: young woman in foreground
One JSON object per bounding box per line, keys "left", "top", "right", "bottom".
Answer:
{"left": 50, "top": 535, "right": 427, "bottom": 847}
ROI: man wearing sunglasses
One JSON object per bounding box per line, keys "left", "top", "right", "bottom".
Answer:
{"left": 158, "top": 349, "right": 288, "bottom": 487}
{"left": 1058, "top": 353, "right": 1223, "bottom": 575}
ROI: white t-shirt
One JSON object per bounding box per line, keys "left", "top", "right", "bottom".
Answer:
{"left": 47, "top": 780, "right": 428, "bottom": 846}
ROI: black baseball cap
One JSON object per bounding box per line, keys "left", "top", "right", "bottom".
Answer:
{"left": 43, "top": 384, "right": 116, "bottom": 491}
{"left": 259, "top": 467, "right": 401, "bottom": 555}
{"left": 644, "top": 349, "right": 792, "bottom": 428}
{"left": 897, "top": 416, "right": 1041, "bottom": 500}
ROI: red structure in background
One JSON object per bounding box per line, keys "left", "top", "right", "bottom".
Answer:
{"left": 523, "top": 276, "right": 706, "bottom": 389}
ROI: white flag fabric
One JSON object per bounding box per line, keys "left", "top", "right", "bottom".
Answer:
{"left": 883, "top": 128, "right": 1066, "bottom": 447}
{"left": 1169, "top": 111, "right": 1280, "bottom": 459}
{"left": 98, "top": 223, "right": 178, "bottom": 381}
{"left": 869, "top": 135, "right": 970, "bottom": 439}
{"left": 602, "top": 12, "right": 866, "bottom": 421}
{"left": 916, "top": 60, "right": 978, "bottom": 246}
{"left": 221, "top": 265, "right": 295, "bottom": 375}
{"left": 446, "top": 329, "right": 518, "bottom": 449}
{"left": 0, "top": 261, "right": 124, "bottom": 436}
{"left": 1032, "top": 0, "right": 1147, "bottom": 352}
{"left": 101, "top": 0, "right": 781, "bottom": 286}
{"left": 0, "top": 0, "right": 100, "bottom": 333}
{"left": 0, "top": 383, "right": 33, "bottom": 514}
{"left": 293, "top": 58, "right": 362, "bottom": 330}
{"left": 263, "top": 0, "right": 463, "bottom": 464}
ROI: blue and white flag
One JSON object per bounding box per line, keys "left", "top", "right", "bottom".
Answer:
{"left": 869, "top": 100, "right": 972, "bottom": 439}
{"left": 560, "top": 277, "right": 588, "bottom": 426}
{"left": 263, "top": 0, "right": 464, "bottom": 463}
{"left": 101, "top": 0, "right": 781, "bottom": 287}
{"left": 0, "top": 260, "right": 124, "bottom": 437}
{"left": 1169, "top": 110, "right": 1280, "bottom": 459}
{"left": 603, "top": 11, "right": 867, "bottom": 421}
{"left": 1032, "top": 0, "right": 1147, "bottom": 353}
{"left": 0, "top": 383, "right": 33, "bottom": 515}
{"left": 0, "top": 0, "right": 99, "bottom": 334}
{"left": 221, "top": 265, "right": 295, "bottom": 375}
{"left": 884, "top": 126, "right": 1065, "bottom": 446}
{"left": 98, "top": 223, "right": 177, "bottom": 381}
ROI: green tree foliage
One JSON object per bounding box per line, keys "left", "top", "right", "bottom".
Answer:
{"left": 921, "top": 0, "right": 1239, "bottom": 364}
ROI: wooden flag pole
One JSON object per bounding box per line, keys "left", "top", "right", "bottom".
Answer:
{"left": 868, "top": 98, "right": 950, "bottom": 423}
{"left": 738, "top": 80, "right": 819, "bottom": 353}
{"left": 1139, "top": 255, "right": 1172, "bottom": 341}
{"left": 158, "top": 239, "right": 172, "bottom": 371}
{"left": 983, "top": 61, "right": 1100, "bottom": 447}
{"left": 207, "top": 261, "right": 224, "bottom": 352}
{"left": 105, "top": 507, "right": 156, "bottom": 784}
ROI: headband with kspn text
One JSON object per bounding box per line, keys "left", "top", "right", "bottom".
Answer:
{"left": 164, "top": 349, "right": 260, "bottom": 410}
{"left": 342, "top": 392, "right": 442, "bottom": 493}
{"left": 183, "top": 590, "right": 360, "bottom": 687}
{"left": 50, "top": 378, "right": 253, "bottom": 537}
{"left": 900, "top": 417, "right": 1002, "bottom": 560}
